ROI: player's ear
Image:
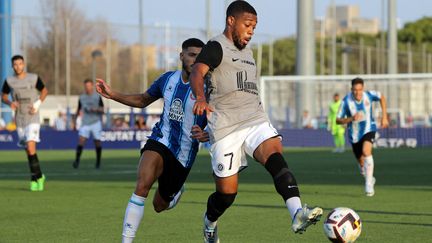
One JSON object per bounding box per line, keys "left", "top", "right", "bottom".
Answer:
{"left": 227, "top": 15, "right": 235, "bottom": 27}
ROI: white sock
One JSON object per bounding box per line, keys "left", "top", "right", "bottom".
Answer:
{"left": 364, "top": 155, "right": 374, "bottom": 184}
{"left": 204, "top": 214, "right": 217, "bottom": 228}
{"left": 286, "top": 196, "right": 302, "bottom": 220}
{"left": 122, "top": 193, "right": 146, "bottom": 243}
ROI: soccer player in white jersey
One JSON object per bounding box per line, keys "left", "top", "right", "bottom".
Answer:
{"left": 190, "top": 1, "right": 323, "bottom": 242}
{"left": 336, "top": 77, "right": 389, "bottom": 196}
{"left": 73, "top": 79, "right": 104, "bottom": 169}
{"left": 1, "top": 55, "right": 48, "bottom": 191}
{"left": 96, "top": 38, "right": 208, "bottom": 243}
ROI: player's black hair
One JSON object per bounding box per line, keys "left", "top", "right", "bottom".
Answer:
{"left": 226, "top": 0, "right": 257, "bottom": 19}
{"left": 83, "top": 78, "right": 93, "bottom": 84}
{"left": 11, "top": 55, "right": 24, "bottom": 64}
{"left": 351, "top": 77, "right": 364, "bottom": 87}
{"left": 182, "top": 38, "right": 204, "bottom": 50}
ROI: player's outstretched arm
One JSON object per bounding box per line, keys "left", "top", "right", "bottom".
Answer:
{"left": 379, "top": 94, "right": 389, "bottom": 128}
{"left": 190, "top": 63, "right": 214, "bottom": 116}
{"left": 96, "top": 78, "right": 157, "bottom": 108}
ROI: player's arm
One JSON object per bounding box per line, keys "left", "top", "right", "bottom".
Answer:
{"left": 190, "top": 41, "right": 222, "bottom": 115}
{"left": 336, "top": 100, "right": 361, "bottom": 124}
{"left": 1, "top": 81, "right": 19, "bottom": 110}
{"left": 379, "top": 94, "right": 389, "bottom": 128}
{"left": 30, "top": 76, "right": 48, "bottom": 114}
{"left": 96, "top": 78, "right": 158, "bottom": 108}
{"left": 190, "top": 124, "right": 209, "bottom": 142}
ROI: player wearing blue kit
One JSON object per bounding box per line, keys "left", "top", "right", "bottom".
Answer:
{"left": 73, "top": 79, "right": 104, "bottom": 169}
{"left": 337, "top": 77, "right": 389, "bottom": 196}
{"left": 96, "top": 38, "right": 207, "bottom": 243}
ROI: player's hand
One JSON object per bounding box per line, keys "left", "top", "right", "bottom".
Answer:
{"left": 193, "top": 99, "right": 214, "bottom": 116}
{"left": 10, "top": 101, "right": 19, "bottom": 111}
{"left": 29, "top": 99, "right": 41, "bottom": 115}
{"left": 381, "top": 115, "right": 389, "bottom": 128}
{"left": 95, "top": 78, "right": 112, "bottom": 99}
{"left": 190, "top": 125, "right": 209, "bottom": 142}
{"left": 352, "top": 113, "right": 362, "bottom": 121}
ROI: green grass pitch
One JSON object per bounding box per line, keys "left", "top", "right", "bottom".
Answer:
{"left": 0, "top": 147, "right": 431, "bottom": 242}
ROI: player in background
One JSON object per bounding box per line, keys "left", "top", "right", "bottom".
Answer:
{"left": 1, "top": 55, "right": 48, "bottom": 191}
{"left": 190, "top": 1, "right": 323, "bottom": 242}
{"left": 328, "top": 93, "right": 345, "bottom": 153}
{"left": 73, "top": 79, "right": 104, "bottom": 169}
{"left": 96, "top": 38, "right": 208, "bottom": 243}
{"left": 336, "top": 77, "right": 389, "bottom": 196}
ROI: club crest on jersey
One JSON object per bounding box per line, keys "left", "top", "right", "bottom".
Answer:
{"left": 169, "top": 98, "right": 184, "bottom": 122}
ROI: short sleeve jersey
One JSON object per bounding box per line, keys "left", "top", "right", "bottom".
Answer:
{"left": 147, "top": 70, "right": 207, "bottom": 168}
{"left": 337, "top": 91, "right": 382, "bottom": 143}
{"left": 2, "top": 73, "right": 45, "bottom": 127}
{"left": 195, "top": 34, "right": 268, "bottom": 143}
{"left": 78, "top": 92, "right": 104, "bottom": 126}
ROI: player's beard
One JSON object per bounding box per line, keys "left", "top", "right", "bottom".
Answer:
{"left": 182, "top": 63, "right": 191, "bottom": 77}
{"left": 232, "top": 31, "right": 246, "bottom": 50}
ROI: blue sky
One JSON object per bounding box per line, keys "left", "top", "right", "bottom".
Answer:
{"left": 12, "top": 0, "right": 432, "bottom": 38}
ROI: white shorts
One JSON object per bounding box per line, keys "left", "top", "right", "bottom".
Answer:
{"left": 17, "top": 123, "right": 40, "bottom": 143}
{"left": 79, "top": 120, "right": 102, "bottom": 140}
{"left": 210, "top": 121, "right": 280, "bottom": 177}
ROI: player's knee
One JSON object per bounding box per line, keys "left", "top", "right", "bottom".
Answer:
{"left": 152, "top": 199, "right": 168, "bottom": 213}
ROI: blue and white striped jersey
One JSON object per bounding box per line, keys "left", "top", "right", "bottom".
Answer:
{"left": 337, "top": 90, "right": 382, "bottom": 143}
{"left": 147, "top": 70, "right": 207, "bottom": 168}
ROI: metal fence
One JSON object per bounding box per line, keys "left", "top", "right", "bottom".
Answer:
{"left": 260, "top": 74, "right": 432, "bottom": 129}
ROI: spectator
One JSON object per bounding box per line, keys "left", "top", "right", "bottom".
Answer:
{"left": 0, "top": 117, "right": 5, "bottom": 130}
{"left": 134, "top": 115, "right": 148, "bottom": 130}
{"left": 53, "top": 110, "right": 67, "bottom": 131}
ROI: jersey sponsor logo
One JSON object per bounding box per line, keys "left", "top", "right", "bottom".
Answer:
{"left": 168, "top": 98, "right": 184, "bottom": 122}
{"left": 236, "top": 71, "right": 258, "bottom": 95}
{"left": 232, "top": 58, "right": 239, "bottom": 62}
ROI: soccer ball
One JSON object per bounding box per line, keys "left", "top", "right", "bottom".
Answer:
{"left": 323, "top": 207, "right": 362, "bottom": 243}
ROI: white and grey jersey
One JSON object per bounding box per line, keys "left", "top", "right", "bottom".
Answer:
{"left": 195, "top": 34, "right": 268, "bottom": 143}
{"left": 78, "top": 93, "right": 104, "bottom": 126}
{"left": 2, "top": 73, "right": 45, "bottom": 127}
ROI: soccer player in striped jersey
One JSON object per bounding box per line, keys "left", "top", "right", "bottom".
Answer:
{"left": 96, "top": 38, "right": 207, "bottom": 243}
{"left": 337, "top": 77, "right": 389, "bottom": 196}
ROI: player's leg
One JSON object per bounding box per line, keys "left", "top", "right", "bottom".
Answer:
{"left": 152, "top": 147, "right": 191, "bottom": 212}
{"left": 204, "top": 174, "right": 238, "bottom": 243}
{"left": 122, "top": 141, "right": 164, "bottom": 243}
{"left": 248, "top": 122, "right": 322, "bottom": 233}
{"left": 25, "top": 124, "right": 44, "bottom": 191}
{"left": 337, "top": 129, "right": 346, "bottom": 152}
{"left": 203, "top": 130, "right": 245, "bottom": 243}
{"left": 92, "top": 121, "right": 103, "bottom": 169}
{"left": 362, "top": 139, "right": 375, "bottom": 196}
{"left": 351, "top": 141, "right": 365, "bottom": 176}
{"left": 332, "top": 131, "right": 339, "bottom": 152}
{"left": 93, "top": 140, "right": 102, "bottom": 169}
{"left": 73, "top": 134, "right": 87, "bottom": 168}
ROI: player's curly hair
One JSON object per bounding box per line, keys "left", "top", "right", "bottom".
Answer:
{"left": 226, "top": 0, "right": 257, "bottom": 19}
{"left": 11, "top": 55, "right": 24, "bottom": 64}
